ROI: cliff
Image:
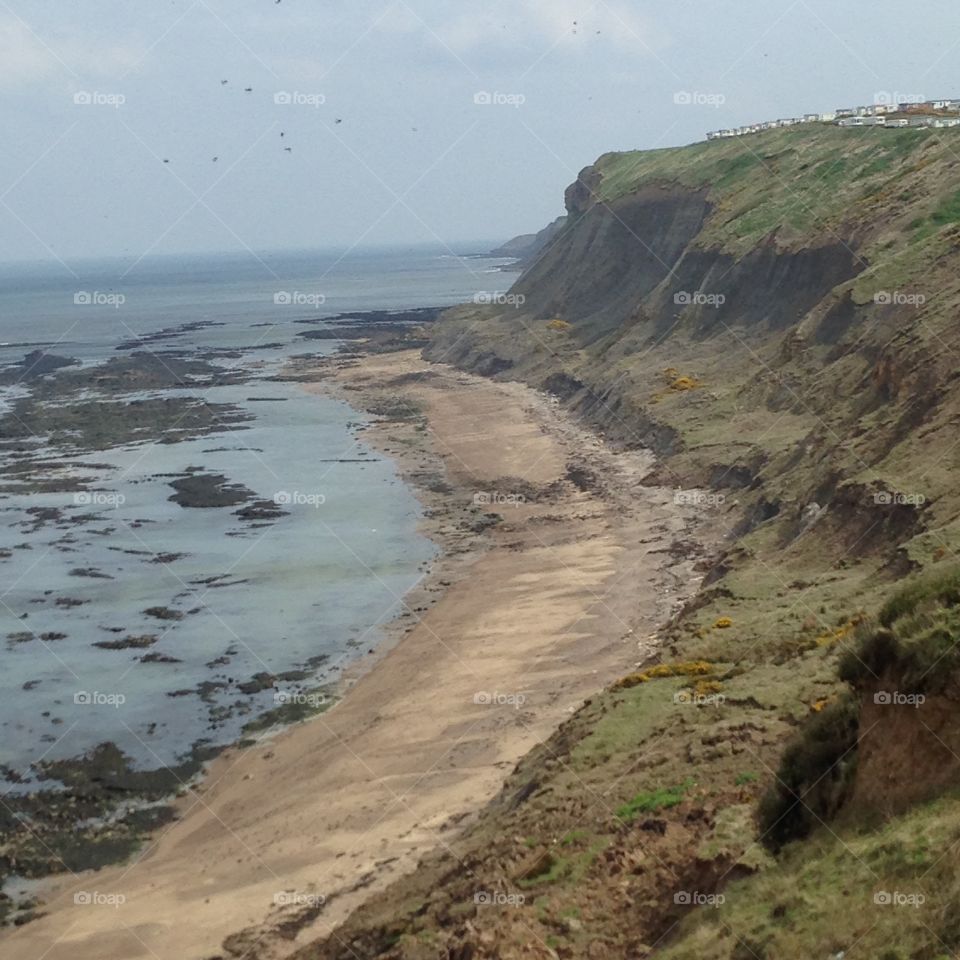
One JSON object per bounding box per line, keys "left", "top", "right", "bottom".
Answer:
{"left": 488, "top": 215, "right": 567, "bottom": 263}
{"left": 291, "top": 125, "right": 960, "bottom": 960}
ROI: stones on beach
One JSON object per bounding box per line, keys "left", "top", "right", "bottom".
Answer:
{"left": 68, "top": 566, "right": 114, "bottom": 579}
{"left": 143, "top": 606, "right": 185, "bottom": 621}
{"left": 233, "top": 499, "right": 289, "bottom": 522}
{"left": 93, "top": 635, "right": 158, "bottom": 651}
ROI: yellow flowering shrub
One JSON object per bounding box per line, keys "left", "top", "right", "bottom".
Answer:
{"left": 612, "top": 660, "right": 714, "bottom": 691}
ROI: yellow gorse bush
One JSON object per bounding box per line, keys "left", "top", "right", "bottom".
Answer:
{"left": 612, "top": 660, "right": 714, "bottom": 691}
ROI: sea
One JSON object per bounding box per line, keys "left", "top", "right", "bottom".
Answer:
{"left": 0, "top": 245, "right": 520, "bottom": 787}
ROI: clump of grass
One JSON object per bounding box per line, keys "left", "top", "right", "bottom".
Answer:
{"left": 931, "top": 188, "right": 960, "bottom": 226}
{"left": 617, "top": 780, "right": 693, "bottom": 821}
{"left": 839, "top": 567, "right": 960, "bottom": 694}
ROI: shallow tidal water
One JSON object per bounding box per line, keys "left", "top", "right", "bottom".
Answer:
{"left": 0, "top": 246, "right": 519, "bottom": 784}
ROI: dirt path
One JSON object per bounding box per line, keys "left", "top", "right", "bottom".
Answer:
{"left": 2, "top": 351, "right": 704, "bottom": 960}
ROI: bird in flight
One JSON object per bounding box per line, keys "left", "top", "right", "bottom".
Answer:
{"left": 221, "top": 80, "right": 228, "bottom": 85}
{"left": 212, "top": 157, "right": 219, "bottom": 162}
{"left": 284, "top": 146, "right": 292, "bottom": 153}
{"left": 244, "top": 87, "right": 253, "bottom": 93}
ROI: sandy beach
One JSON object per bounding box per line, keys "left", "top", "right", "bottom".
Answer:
{"left": 2, "top": 350, "right": 705, "bottom": 960}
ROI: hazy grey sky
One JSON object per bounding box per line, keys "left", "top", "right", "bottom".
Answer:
{"left": 2, "top": 0, "right": 959, "bottom": 263}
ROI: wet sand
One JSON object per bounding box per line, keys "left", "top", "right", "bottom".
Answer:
{"left": 2, "top": 351, "right": 705, "bottom": 959}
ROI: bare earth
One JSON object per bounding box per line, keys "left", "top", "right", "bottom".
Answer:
{"left": 3, "top": 351, "right": 706, "bottom": 960}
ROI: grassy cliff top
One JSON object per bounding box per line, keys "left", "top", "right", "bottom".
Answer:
{"left": 589, "top": 125, "right": 960, "bottom": 254}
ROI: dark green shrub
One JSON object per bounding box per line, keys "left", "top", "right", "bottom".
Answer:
{"left": 758, "top": 695, "right": 859, "bottom": 852}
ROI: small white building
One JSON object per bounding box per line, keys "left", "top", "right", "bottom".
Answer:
{"left": 838, "top": 116, "right": 885, "bottom": 127}
{"left": 885, "top": 118, "right": 910, "bottom": 128}
{"left": 819, "top": 111, "right": 837, "bottom": 122}
{"left": 908, "top": 116, "right": 937, "bottom": 127}
{"left": 934, "top": 117, "right": 960, "bottom": 127}
{"left": 836, "top": 107, "right": 856, "bottom": 118}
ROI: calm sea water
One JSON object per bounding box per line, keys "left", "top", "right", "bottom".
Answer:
{"left": 0, "top": 246, "right": 519, "bottom": 784}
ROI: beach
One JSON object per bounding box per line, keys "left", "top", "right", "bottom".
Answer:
{"left": 2, "top": 349, "right": 706, "bottom": 960}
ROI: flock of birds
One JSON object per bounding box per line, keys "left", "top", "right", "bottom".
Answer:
{"left": 160, "top": 78, "right": 344, "bottom": 165}
{"left": 154, "top": 17, "right": 601, "bottom": 167}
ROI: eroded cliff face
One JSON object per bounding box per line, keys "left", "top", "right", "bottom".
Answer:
{"left": 513, "top": 183, "right": 714, "bottom": 338}
{"left": 426, "top": 137, "right": 960, "bottom": 578}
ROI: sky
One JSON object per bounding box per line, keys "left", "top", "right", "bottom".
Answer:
{"left": 2, "top": 0, "right": 960, "bottom": 264}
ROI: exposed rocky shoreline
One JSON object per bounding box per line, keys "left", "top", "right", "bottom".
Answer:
{"left": 0, "top": 333, "right": 353, "bottom": 924}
